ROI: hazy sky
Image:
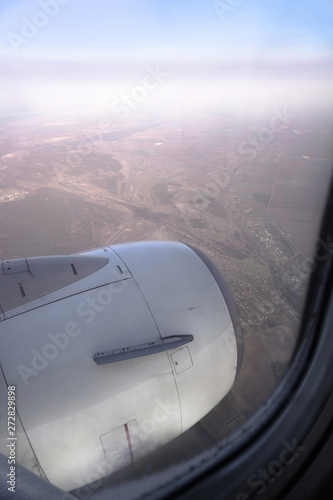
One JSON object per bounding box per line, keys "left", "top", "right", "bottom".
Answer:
{"left": 1, "top": 0, "right": 333, "bottom": 114}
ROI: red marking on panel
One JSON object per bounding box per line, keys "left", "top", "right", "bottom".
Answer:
{"left": 124, "top": 423, "right": 134, "bottom": 463}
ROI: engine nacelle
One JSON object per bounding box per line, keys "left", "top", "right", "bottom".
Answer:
{"left": 0, "top": 241, "right": 242, "bottom": 491}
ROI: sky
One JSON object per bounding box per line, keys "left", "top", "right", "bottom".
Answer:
{"left": 1, "top": 0, "right": 333, "bottom": 115}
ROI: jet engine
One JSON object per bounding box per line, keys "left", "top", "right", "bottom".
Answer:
{"left": 0, "top": 241, "right": 243, "bottom": 492}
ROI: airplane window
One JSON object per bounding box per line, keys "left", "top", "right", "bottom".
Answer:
{"left": 0, "top": 1, "right": 332, "bottom": 499}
